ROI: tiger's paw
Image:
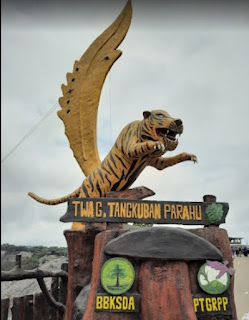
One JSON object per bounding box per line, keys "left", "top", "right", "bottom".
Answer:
{"left": 153, "top": 141, "right": 166, "bottom": 153}
{"left": 180, "top": 152, "right": 198, "bottom": 163}
{"left": 191, "top": 155, "right": 198, "bottom": 163}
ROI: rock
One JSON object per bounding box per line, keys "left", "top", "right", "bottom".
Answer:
{"left": 105, "top": 226, "right": 223, "bottom": 261}
{"left": 72, "top": 284, "right": 91, "bottom": 320}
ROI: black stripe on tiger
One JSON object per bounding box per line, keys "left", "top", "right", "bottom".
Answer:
{"left": 125, "top": 159, "right": 138, "bottom": 179}
{"left": 96, "top": 181, "right": 102, "bottom": 197}
{"left": 82, "top": 184, "right": 90, "bottom": 198}
{"left": 152, "top": 119, "right": 164, "bottom": 126}
{"left": 121, "top": 128, "right": 130, "bottom": 154}
{"left": 97, "top": 168, "right": 104, "bottom": 183}
{"left": 140, "top": 127, "right": 150, "bottom": 136}
{"left": 106, "top": 160, "right": 120, "bottom": 179}
{"left": 105, "top": 174, "right": 112, "bottom": 187}
{"left": 121, "top": 138, "right": 125, "bottom": 155}
{"left": 111, "top": 170, "right": 125, "bottom": 191}
{"left": 101, "top": 163, "right": 112, "bottom": 176}
{"left": 88, "top": 175, "right": 94, "bottom": 192}
{"left": 92, "top": 171, "right": 96, "bottom": 180}
{"left": 110, "top": 152, "right": 118, "bottom": 169}
{"left": 121, "top": 160, "right": 147, "bottom": 191}
{"left": 141, "top": 134, "right": 156, "bottom": 141}
{"left": 115, "top": 154, "right": 127, "bottom": 169}
{"left": 151, "top": 150, "right": 162, "bottom": 156}
{"left": 143, "top": 120, "right": 150, "bottom": 132}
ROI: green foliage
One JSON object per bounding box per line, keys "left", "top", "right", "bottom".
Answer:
{"left": 109, "top": 264, "right": 125, "bottom": 279}
{"left": 1, "top": 243, "right": 68, "bottom": 271}
{"left": 22, "top": 256, "right": 40, "bottom": 270}
{"left": 205, "top": 203, "right": 223, "bottom": 224}
{"left": 1, "top": 243, "right": 28, "bottom": 253}
{"left": 1, "top": 243, "right": 68, "bottom": 257}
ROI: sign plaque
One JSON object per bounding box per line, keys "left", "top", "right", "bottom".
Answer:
{"left": 60, "top": 197, "right": 229, "bottom": 226}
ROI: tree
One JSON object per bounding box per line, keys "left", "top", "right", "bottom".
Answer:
{"left": 109, "top": 264, "right": 125, "bottom": 287}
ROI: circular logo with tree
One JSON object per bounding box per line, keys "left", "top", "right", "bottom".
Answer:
{"left": 197, "top": 261, "right": 234, "bottom": 294}
{"left": 101, "top": 258, "right": 135, "bottom": 295}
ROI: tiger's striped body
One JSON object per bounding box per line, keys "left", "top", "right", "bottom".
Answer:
{"left": 80, "top": 120, "right": 152, "bottom": 198}
{"left": 29, "top": 110, "right": 197, "bottom": 229}
{"left": 78, "top": 109, "right": 196, "bottom": 198}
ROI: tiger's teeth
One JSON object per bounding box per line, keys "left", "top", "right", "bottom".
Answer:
{"left": 164, "top": 130, "right": 169, "bottom": 137}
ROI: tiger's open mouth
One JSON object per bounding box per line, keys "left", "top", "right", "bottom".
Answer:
{"left": 156, "top": 128, "right": 178, "bottom": 141}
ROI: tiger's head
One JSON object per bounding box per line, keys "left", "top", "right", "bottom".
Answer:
{"left": 141, "top": 109, "right": 183, "bottom": 151}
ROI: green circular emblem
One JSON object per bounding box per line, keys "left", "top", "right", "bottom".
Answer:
{"left": 101, "top": 258, "right": 135, "bottom": 295}
{"left": 197, "top": 262, "right": 231, "bottom": 294}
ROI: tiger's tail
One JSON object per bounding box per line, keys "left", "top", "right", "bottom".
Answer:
{"left": 28, "top": 187, "right": 81, "bottom": 205}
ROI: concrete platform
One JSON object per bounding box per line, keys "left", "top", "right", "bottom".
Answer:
{"left": 234, "top": 257, "right": 249, "bottom": 320}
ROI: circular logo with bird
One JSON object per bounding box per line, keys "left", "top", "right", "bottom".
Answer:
{"left": 197, "top": 260, "right": 235, "bottom": 294}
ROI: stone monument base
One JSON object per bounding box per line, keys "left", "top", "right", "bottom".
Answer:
{"left": 64, "top": 224, "right": 237, "bottom": 320}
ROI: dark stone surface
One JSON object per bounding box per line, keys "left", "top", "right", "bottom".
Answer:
{"left": 12, "top": 296, "right": 25, "bottom": 320}
{"left": 106, "top": 186, "right": 155, "bottom": 199}
{"left": 33, "top": 293, "right": 49, "bottom": 320}
{"left": 1, "top": 298, "right": 9, "bottom": 320}
{"left": 63, "top": 229, "right": 99, "bottom": 320}
{"left": 73, "top": 283, "right": 91, "bottom": 320}
{"left": 105, "top": 226, "right": 223, "bottom": 260}
{"left": 203, "top": 194, "right": 217, "bottom": 202}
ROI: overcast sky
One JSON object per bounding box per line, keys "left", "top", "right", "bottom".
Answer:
{"left": 2, "top": 0, "right": 249, "bottom": 247}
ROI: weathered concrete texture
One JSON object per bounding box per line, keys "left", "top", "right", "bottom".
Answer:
{"left": 189, "top": 226, "right": 237, "bottom": 320}
{"left": 139, "top": 260, "right": 197, "bottom": 320}
{"left": 82, "top": 229, "right": 140, "bottom": 320}
{"left": 233, "top": 257, "right": 249, "bottom": 320}
{"left": 189, "top": 227, "right": 233, "bottom": 265}
{"left": 1, "top": 298, "right": 9, "bottom": 320}
{"left": 33, "top": 293, "right": 49, "bottom": 320}
{"left": 106, "top": 186, "right": 155, "bottom": 200}
{"left": 105, "top": 227, "right": 223, "bottom": 261}
{"left": 63, "top": 229, "right": 99, "bottom": 320}
{"left": 12, "top": 294, "right": 34, "bottom": 320}
{"left": 64, "top": 225, "right": 237, "bottom": 320}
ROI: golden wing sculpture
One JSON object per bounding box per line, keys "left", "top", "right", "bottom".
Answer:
{"left": 58, "top": 0, "right": 132, "bottom": 177}
{"left": 29, "top": 1, "right": 132, "bottom": 204}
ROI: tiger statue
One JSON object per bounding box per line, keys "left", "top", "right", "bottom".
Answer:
{"left": 29, "top": 109, "right": 197, "bottom": 229}
{"left": 28, "top": 2, "right": 197, "bottom": 230}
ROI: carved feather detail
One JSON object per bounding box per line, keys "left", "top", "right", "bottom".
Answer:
{"left": 57, "top": 0, "right": 132, "bottom": 177}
